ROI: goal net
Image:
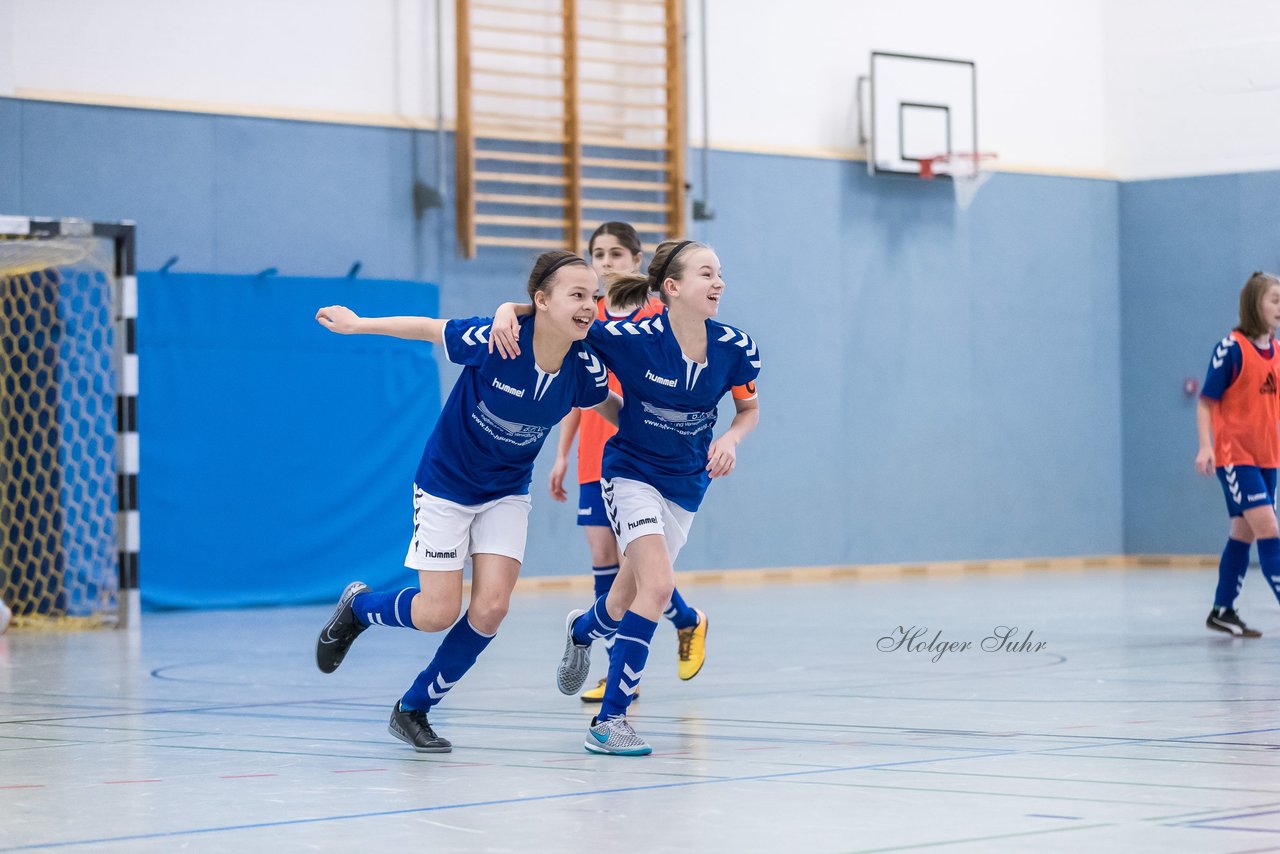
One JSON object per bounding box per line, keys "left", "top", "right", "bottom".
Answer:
{"left": 0, "top": 217, "right": 138, "bottom": 629}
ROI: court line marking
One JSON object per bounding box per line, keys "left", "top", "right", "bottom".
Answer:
{"left": 0, "top": 748, "right": 1023, "bottom": 851}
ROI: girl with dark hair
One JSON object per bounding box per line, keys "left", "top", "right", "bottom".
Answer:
{"left": 492, "top": 239, "right": 761, "bottom": 755}
{"left": 1197, "top": 271, "right": 1280, "bottom": 638}
{"left": 548, "top": 223, "right": 711, "bottom": 704}
{"left": 311, "top": 251, "right": 613, "bottom": 752}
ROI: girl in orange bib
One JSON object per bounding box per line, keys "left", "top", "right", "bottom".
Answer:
{"left": 1196, "top": 272, "right": 1280, "bottom": 637}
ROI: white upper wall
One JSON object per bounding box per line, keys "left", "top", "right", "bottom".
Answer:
{"left": 686, "top": 0, "right": 1109, "bottom": 176}
{"left": 1103, "top": 0, "right": 1280, "bottom": 180}
{"left": 3, "top": 0, "right": 1278, "bottom": 179}
{"left": 5, "top": 0, "right": 438, "bottom": 122}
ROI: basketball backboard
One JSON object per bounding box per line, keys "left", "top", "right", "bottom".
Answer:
{"left": 865, "top": 52, "right": 977, "bottom": 177}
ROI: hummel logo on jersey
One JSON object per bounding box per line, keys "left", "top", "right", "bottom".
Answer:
{"left": 1248, "top": 493, "right": 1268, "bottom": 501}
{"left": 1213, "top": 336, "right": 1234, "bottom": 369}
{"left": 492, "top": 378, "right": 525, "bottom": 398}
{"left": 627, "top": 516, "right": 658, "bottom": 530}
{"left": 1262, "top": 374, "right": 1277, "bottom": 396}
{"left": 645, "top": 370, "right": 677, "bottom": 387}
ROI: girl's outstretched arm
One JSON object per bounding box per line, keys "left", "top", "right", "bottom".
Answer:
{"left": 316, "top": 305, "right": 447, "bottom": 343}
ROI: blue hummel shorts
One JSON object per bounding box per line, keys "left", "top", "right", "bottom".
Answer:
{"left": 1216, "top": 465, "right": 1278, "bottom": 517}
{"left": 577, "top": 480, "right": 610, "bottom": 527}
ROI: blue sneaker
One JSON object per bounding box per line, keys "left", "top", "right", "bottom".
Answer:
{"left": 584, "top": 715, "right": 651, "bottom": 756}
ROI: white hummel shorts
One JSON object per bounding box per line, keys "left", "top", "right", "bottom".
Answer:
{"left": 602, "top": 476, "right": 695, "bottom": 566}
{"left": 404, "top": 485, "right": 532, "bottom": 572}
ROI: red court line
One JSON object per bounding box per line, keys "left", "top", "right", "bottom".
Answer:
{"left": 0, "top": 784, "right": 45, "bottom": 789}
{"left": 436, "top": 763, "right": 489, "bottom": 768}
{"left": 220, "top": 774, "right": 278, "bottom": 779}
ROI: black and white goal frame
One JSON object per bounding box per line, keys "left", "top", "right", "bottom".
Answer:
{"left": 0, "top": 215, "right": 139, "bottom": 627}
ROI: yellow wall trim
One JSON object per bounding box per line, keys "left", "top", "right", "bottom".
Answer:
{"left": 11, "top": 89, "right": 1117, "bottom": 180}
{"left": 509, "top": 554, "right": 1217, "bottom": 594}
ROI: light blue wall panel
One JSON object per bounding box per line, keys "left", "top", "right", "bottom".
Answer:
{"left": 1120, "top": 171, "right": 1280, "bottom": 553}
{"left": 5, "top": 97, "right": 1129, "bottom": 605}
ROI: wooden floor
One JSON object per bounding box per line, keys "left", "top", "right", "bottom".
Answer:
{"left": 2, "top": 564, "right": 1278, "bottom": 853}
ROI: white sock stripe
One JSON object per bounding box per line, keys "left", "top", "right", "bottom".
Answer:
{"left": 392, "top": 589, "right": 409, "bottom": 627}
{"left": 592, "top": 566, "right": 620, "bottom": 576}
{"left": 593, "top": 599, "right": 619, "bottom": 631}
{"left": 614, "top": 633, "right": 651, "bottom": 648}
{"left": 371, "top": 613, "right": 386, "bottom": 626}
{"left": 465, "top": 616, "right": 497, "bottom": 638}
{"left": 435, "top": 673, "right": 460, "bottom": 690}
{"left": 622, "top": 663, "right": 643, "bottom": 680}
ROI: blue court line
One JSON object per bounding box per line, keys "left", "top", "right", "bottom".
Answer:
{"left": 1177, "top": 824, "right": 1280, "bottom": 835}
{"left": 1182, "top": 808, "right": 1280, "bottom": 826}
{"left": 0, "top": 748, "right": 1022, "bottom": 851}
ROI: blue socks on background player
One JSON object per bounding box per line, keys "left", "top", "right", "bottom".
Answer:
{"left": 353, "top": 587, "right": 416, "bottom": 629}
{"left": 592, "top": 564, "right": 619, "bottom": 598}
{"left": 1256, "top": 537, "right": 1280, "bottom": 603}
{"left": 663, "top": 587, "right": 699, "bottom": 630}
{"left": 599, "top": 612, "right": 658, "bottom": 720}
{"left": 591, "top": 567, "right": 700, "bottom": 631}
{"left": 400, "top": 613, "right": 494, "bottom": 711}
{"left": 1214, "top": 538, "right": 1251, "bottom": 609}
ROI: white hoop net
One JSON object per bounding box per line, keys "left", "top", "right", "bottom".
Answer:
{"left": 923, "top": 153, "right": 997, "bottom": 211}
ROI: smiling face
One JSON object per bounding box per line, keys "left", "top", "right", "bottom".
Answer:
{"left": 590, "top": 232, "right": 643, "bottom": 280}
{"left": 534, "top": 263, "right": 600, "bottom": 341}
{"left": 663, "top": 247, "right": 724, "bottom": 319}
{"left": 1261, "top": 284, "right": 1280, "bottom": 334}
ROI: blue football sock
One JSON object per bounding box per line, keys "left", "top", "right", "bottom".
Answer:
{"left": 599, "top": 611, "right": 657, "bottom": 721}
{"left": 592, "top": 564, "right": 619, "bottom": 598}
{"left": 1213, "top": 538, "right": 1252, "bottom": 609}
{"left": 352, "top": 587, "right": 417, "bottom": 629}
{"left": 663, "top": 586, "right": 699, "bottom": 629}
{"left": 571, "top": 594, "right": 620, "bottom": 646}
{"left": 1257, "top": 537, "right": 1280, "bottom": 605}
{"left": 400, "top": 614, "right": 495, "bottom": 712}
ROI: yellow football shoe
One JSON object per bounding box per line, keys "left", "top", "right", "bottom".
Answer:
{"left": 676, "top": 609, "right": 708, "bottom": 680}
{"left": 580, "top": 676, "right": 640, "bottom": 703}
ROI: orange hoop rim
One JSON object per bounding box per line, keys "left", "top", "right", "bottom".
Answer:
{"left": 919, "top": 151, "right": 998, "bottom": 180}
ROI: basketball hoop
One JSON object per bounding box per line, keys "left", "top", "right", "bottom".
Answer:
{"left": 919, "top": 152, "right": 997, "bottom": 210}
